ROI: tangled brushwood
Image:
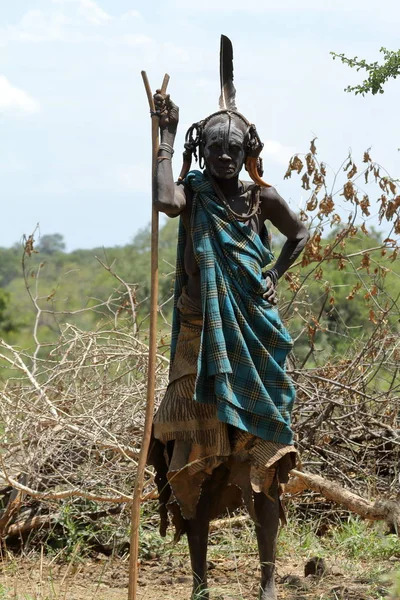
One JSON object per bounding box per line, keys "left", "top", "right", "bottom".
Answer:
{"left": 0, "top": 140, "right": 399, "bottom": 552}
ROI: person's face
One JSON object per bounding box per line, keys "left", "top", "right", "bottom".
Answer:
{"left": 203, "top": 116, "right": 246, "bottom": 179}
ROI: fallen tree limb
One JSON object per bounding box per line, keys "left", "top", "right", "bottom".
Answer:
{"left": 287, "top": 469, "right": 400, "bottom": 533}
{"left": 209, "top": 515, "right": 248, "bottom": 532}
{"left": 5, "top": 514, "right": 58, "bottom": 537}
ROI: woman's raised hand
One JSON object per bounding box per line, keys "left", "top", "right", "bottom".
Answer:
{"left": 153, "top": 91, "right": 179, "bottom": 133}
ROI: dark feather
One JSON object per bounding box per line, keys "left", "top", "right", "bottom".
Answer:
{"left": 219, "top": 35, "right": 237, "bottom": 110}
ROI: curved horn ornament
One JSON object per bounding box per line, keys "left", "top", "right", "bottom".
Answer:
{"left": 245, "top": 157, "right": 272, "bottom": 188}
{"left": 179, "top": 35, "right": 272, "bottom": 187}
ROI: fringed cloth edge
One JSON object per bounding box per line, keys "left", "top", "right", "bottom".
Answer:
{"left": 151, "top": 288, "right": 296, "bottom": 536}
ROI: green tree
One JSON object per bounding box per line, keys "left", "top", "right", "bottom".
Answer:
{"left": 38, "top": 233, "right": 66, "bottom": 255}
{"left": 0, "top": 289, "right": 16, "bottom": 336}
{"left": 331, "top": 47, "right": 400, "bottom": 95}
{"left": 0, "top": 246, "right": 21, "bottom": 286}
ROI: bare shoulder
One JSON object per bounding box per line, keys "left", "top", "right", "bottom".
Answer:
{"left": 242, "top": 181, "right": 284, "bottom": 204}
{"left": 259, "top": 185, "right": 308, "bottom": 239}
{"left": 260, "top": 185, "right": 288, "bottom": 206}
{"left": 259, "top": 185, "right": 293, "bottom": 220}
{"left": 240, "top": 181, "right": 287, "bottom": 219}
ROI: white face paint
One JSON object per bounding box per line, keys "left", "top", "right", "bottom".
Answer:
{"left": 203, "top": 116, "right": 246, "bottom": 179}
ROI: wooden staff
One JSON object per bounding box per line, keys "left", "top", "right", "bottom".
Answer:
{"left": 128, "top": 71, "right": 170, "bottom": 600}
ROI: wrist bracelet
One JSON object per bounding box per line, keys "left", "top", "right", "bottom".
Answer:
{"left": 158, "top": 142, "right": 175, "bottom": 155}
{"left": 265, "top": 268, "right": 279, "bottom": 285}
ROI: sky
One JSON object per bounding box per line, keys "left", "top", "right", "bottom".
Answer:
{"left": 1, "top": 0, "right": 400, "bottom": 251}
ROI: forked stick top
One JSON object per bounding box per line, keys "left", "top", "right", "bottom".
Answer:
{"left": 141, "top": 71, "right": 170, "bottom": 113}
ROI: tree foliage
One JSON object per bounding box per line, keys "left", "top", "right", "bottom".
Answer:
{"left": 331, "top": 47, "right": 400, "bottom": 95}
{"left": 0, "top": 219, "right": 179, "bottom": 348}
{"left": 0, "top": 289, "right": 17, "bottom": 336}
{"left": 0, "top": 139, "right": 399, "bottom": 552}
{"left": 37, "top": 233, "right": 66, "bottom": 255}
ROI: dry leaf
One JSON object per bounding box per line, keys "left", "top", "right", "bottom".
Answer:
{"left": 385, "top": 200, "right": 398, "bottom": 220}
{"left": 369, "top": 309, "right": 377, "bottom": 324}
{"left": 389, "top": 181, "right": 397, "bottom": 195}
{"left": 306, "top": 193, "right": 318, "bottom": 211}
{"left": 24, "top": 235, "right": 37, "bottom": 257}
{"left": 346, "top": 282, "right": 362, "bottom": 300}
{"left": 305, "top": 153, "right": 316, "bottom": 175}
{"left": 314, "top": 267, "right": 323, "bottom": 280}
{"left": 358, "top": 253, "right": 371, "bottom": 273}
{"left": 302, "top": 173, "right": 311, "bottom": 190}
{"left": 319, "top": 195, "right": 334, "bottom": 216}
{"left": 284, "top": 155, "right": 304, "bottom": 179}
{"left": 313, "top": 170, "right": 325, "bottom": 187}
{"left": 389, "top": 248, "right": 398, "bottom": 262}
{"left": 360, "top": 195, "right": 370, "bottom": 216}
{"left": 343, "top": 157, "right": 352, "bottom": 172}
{"left": 363, "top": 150, "right": 371, "bottom": 163}
{"left": 310, "top": 137, "right": 317, "bottom": 155}
{"left": 342, "top": 181, "right": 355, "bottom": 201}
{"left": 347, "top": 164, "right": 358, "bottom": 179}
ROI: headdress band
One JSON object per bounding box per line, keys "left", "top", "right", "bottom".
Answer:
{"left": 178, "top": 36, "right": 271, "bottom": 187}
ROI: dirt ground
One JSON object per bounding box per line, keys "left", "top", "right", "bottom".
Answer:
{"left": 0, "top": 552, "right": 394, "bottom": 600}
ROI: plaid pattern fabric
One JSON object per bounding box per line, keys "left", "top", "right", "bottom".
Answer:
{"left": 170, "top": 170, "right": 295, "bottom": 445}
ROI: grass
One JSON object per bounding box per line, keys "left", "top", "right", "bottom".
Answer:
{"left": 0, "top": 586, "right": 10, "bottom": 600}
{"left": 0, "top": 514, "right": 399, "bottom": 599}
{"left": 279, "top": 513, "right": 400, "bottom": 561}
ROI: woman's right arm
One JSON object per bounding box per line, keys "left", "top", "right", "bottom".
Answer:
{"left": 153, "top": 92, "right": 187, "bottom": 217}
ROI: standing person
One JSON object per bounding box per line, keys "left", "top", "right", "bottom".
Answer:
{"left": 149, "top": 36, "right": 309, "bottom": 600}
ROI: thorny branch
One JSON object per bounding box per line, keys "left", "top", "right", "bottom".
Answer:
{"left": 0, "top": 141, "right": 399, "bottom": 543}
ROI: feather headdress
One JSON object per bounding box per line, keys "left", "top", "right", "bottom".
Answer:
{"left": 219, "top": 35, "right": 237, "bottom": 111}
{"left": 179, "top": 35, "right": 270, "bottom": 187}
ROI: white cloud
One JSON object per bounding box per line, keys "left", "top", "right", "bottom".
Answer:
{"left": 53, "top": 0, "right": 112, "bottom": 25}
{"left": 262, "top": 140, "right": 295, "bottom": 166}
{"left": 170, "top": 0, "right": 399, "bottom": 13}
{"left": 1, "top": 9, "right": 76, "bottom": 44}
{"left": 0, "top": 75, "right": 40, "bottom": 115}
{"left": 0, "top": 0, "right": 114, "bottom": 45}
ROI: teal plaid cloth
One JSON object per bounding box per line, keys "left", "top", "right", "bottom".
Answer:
{"left": 170, "top": 170, "right": 295, "bottom": 445}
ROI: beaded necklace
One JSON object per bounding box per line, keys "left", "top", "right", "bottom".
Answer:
{"left": 208, "top": 175, "right": 261, "bottom": 222}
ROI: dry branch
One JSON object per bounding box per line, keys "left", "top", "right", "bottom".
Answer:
{"left": 1, "top": 140, "right": 399, "bottom": 552}
{"left": 5, "top": 514, "right": 58, "bottom": 537}
{"left": 209, "top": 515, "right": 249, "bottom": 531}
{"left": 287, "top": 469, "right": 400, "bottom": 532}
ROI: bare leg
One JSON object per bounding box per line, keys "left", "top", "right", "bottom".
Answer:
{"left": 254, "top": 478, "right": 280, "bottom": 600}
{"left": 186, "top": 483, "right": 211, "bottom": 600}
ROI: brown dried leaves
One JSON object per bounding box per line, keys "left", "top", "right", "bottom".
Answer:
{"left": 342, "top": 181, "right": 355, "bottom": 201}
{"left": 310, "top": 137, "right": 317, "bottom": 155}
{"left": 305, "top": 153, "right": 316, "bottom": 176}
{"left": 24, "top": 235, "right": 38, "bottom": 257}
{"left": 284, "top": 155, "right": 304, "bottom": 179}
{"left": 319, "top": 195, "right": 334, "bottom": 216}
{"left": 359, "top": 195, "right": 371, "bottom": 216}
